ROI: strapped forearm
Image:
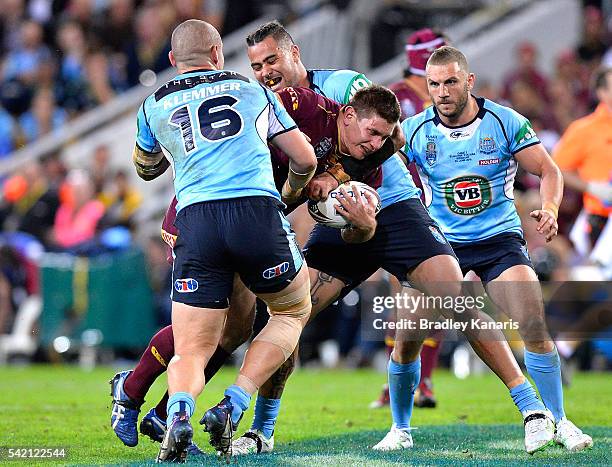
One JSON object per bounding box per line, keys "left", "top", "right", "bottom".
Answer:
{"left": 326, "top": 163, "right": 351, "bottom": 184}
{"left": 133, "top": 145, "right": 169, "bottom": 181}
{"left": 287, "top": 162, "right": 316, "bottom": 191}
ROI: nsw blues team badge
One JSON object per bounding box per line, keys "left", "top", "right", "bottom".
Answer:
{"left": 174, "top": 278, "right": 199, "bottom": 293}
{"left": 479, "top": 136, "right": 497, "bottom": 155}
{"left": 426, "top": 141, "right": 437, "bottom": 166}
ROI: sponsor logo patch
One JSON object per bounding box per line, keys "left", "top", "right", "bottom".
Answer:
{"left": 520, "top": 244, "right": 531, "bottom": 261}
{"left": 444, "top": 175, "right": 492, "bottom": 215}
{"left": 174, "top": 278, "right": 198, "bottom": 293}
{"left": 429, "top": 225, "right": 447, "bottom": 244}
{"left": 515, "top": 121, "right": 537, "bottom": 146}
{"left": 479, "top": 158, "right": 500, "bottom": 166}
{"left": 263, "top": 261, "right": 290, "bottom": 279}
{"left": 346, "top": 74, "right": 371, "bottom": 101}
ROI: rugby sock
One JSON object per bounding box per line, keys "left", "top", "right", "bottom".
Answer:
{"left": 388, "top": 357, "right": 420, "bottom": 430}
{"left": 152, "top": 346, "right": 232, "bottom": 420}
{"left": 124, "top": 325, "right": 174, "bottom": 402}
{"left": 419, "top": 335, "right": 443, "bottom": 386}
{"left": 224, "top": 385, "right": 252, "bottom": 425}
{"left": 251, "top": 396, "right": 281, "bottom": 439}
{"left": 154, "top": 392, "right": 169, "bottom": 419}
{"left": 524, "top": 348, "right": 565, "bottom": 422}
{"left": 509, "top": 380, "right": 546, "bottom": 415}
{"left": 166, "top": 392, "right": 195, "bottom": 425}
{"left": 204, "top": 345, "right": 232, "bottom": 381}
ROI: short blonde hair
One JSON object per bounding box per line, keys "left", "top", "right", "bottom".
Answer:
{"left": 427, "top": 46, "right": 469, "bottom": 73}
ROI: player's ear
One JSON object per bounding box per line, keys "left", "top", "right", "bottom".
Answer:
{"left": 168, "top": 50, "right": 176, "bottom": 67}
{"left": 212, "top": 44, "right": 225, "bottom": 69}
{"left": 291, "top": 44, "right": 301, "bottom": 62}
{"left": 467, "top": 72, "right": 476, "bottom": 92}
{"left": 342, "top": 106, "right": 356, "bottom": 125}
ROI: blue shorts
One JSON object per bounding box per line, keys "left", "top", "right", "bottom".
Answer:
{"left": 303, "top": 198, "right": 456, "bottom": 291}
{"left": 451, "top": 232, "right": 534, "bottom": 284}
{"left": 172, "top": 196, "right": 303, "bottom": 308}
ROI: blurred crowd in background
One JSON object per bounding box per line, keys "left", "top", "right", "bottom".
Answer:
{"left": 0, "top": 0, "right": 610, "bottom": 372}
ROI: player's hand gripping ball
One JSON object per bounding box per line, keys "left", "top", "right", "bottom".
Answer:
{"left": 307, "top": 181, "right": 381, "bottom": 228}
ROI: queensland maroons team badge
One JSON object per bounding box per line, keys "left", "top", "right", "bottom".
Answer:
{"left": 444, "top": 175, "right": 492, "bottom": 215}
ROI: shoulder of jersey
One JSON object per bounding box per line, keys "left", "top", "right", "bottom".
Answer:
{"left": 402, "top": 105, "right": 435, "bottom": 130}
{"left": 480, "top": 97, "right": 521, "bottom": 121}
{"left": 311, "top": 69, "right": 361, "bottom": 82}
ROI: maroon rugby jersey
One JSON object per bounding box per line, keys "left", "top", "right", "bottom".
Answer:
{"left": 388, "top": 78, "right": 431, "bottom": 120}
{"left": 270, "top": 86, "right": 382, "bottom": 194}
{"left": 161, "top": 86, "right": 382, "bottom": 259}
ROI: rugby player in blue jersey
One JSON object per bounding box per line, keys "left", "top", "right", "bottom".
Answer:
{"left": 114, "top": 21, "right": 559, "bottom": 459}
{"left": 384, "top": 45, "right": 592, "bottom": 453}
{"left": 132, "top": 19, "right": 318, "bottom": 462}
{"left": 231, "top": 22, "right": 557, "bottom": 456}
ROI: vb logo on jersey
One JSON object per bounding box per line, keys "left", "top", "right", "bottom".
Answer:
{"left": 444, "top": 175, "right": 492, "bottom": 215}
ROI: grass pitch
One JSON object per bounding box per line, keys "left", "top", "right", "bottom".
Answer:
{"left": 0, "top": 365, "right": 610, "bottom": 465}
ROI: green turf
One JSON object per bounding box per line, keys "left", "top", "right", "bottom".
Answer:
{"left": 0, "top": 366, "right": 610, "bottom": 465}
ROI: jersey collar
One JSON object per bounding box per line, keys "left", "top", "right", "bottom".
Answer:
{"left": 306, "top": 70, "right": 324, "bottom": 96}
{"left": 432, "top": 95, "right": 486, "bottom": 128}
{"left": 177, "top": 67, "right": 217, "bottom": 76}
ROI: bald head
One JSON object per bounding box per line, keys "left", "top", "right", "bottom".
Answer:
{"left": 171, "top": 19, "right": 223, "bottom": 70}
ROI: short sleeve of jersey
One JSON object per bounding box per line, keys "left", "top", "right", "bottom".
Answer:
{"left": 552, "top": 121, "right": 584, "bottom": 171}
{"left": 505, "top": 108, "right": 540, "bottom": 154}
{"left": 135, "top": 98, "right": 160, "bottom": 153}
{"left": 400, "top": 117, "right": 419, "bottom": 163}
{"left": 264, "top": 85, "right": 297, "bottom": 139}
{"left": 321, "top": 70, "right": 371, "bottom": 104}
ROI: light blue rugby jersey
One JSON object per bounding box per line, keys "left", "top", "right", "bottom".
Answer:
{"left": 136, "top": 69, "right": 297, "bottom": 212}
{"left": 308, "top": 69, "right": 421, "bottom": 209}
{"left": 402, "top": 97, "right": 540, "bottom": 243}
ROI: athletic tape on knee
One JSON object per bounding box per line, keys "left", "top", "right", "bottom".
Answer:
{"left": 263, "top": 279, "right": 311, "bottom": 318}
{"left": 253, "top": 314, "right": 307, "bottom": 359}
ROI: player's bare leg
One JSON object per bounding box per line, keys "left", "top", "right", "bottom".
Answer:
{"left": 372, "top": 287, "right": 429, "bottom": 451}
{"left": 485, "top": 265, "right": 592, "bottom": 452}
{"left": 157, "top": 302, "right": 227, "bottom": 462}
{"left": 232, "top": 267, "right": 345, "bottom": 454}
{"left": 377, "top": 255, "right": 554, "bottom": 453}
{"left": 201, "top": 265, "right": 312, "bottom": 459}
{"left": 111, "top": 278, "right": 256, "bottom": 448}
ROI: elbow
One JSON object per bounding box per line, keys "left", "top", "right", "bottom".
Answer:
{"left": 547, "top": 161, "right": 563, "bottom": 183}
{"left": 299, "top": 149, "right": 317, "bottom": 174}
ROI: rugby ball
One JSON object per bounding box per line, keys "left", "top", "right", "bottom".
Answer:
{"left": 307, "top": 181, "right": 381, "bottom": 229}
